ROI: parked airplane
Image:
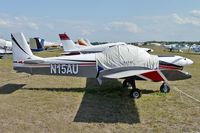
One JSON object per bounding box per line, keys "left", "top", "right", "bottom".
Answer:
{"left": 11, "top": 32, "right": 193, "bottom": 99}
{"left": 76, "top": 37, "right": 154, "bottom": 53}
{"left": 29, "top": 37, "right": 45, "bottom": 51}
{"left": 43, "top": 40, "right": 62, "bottom": 49}
{"left": 77, "top": 38, "right": 92, "bottom": 46}
{"left": 29, "top": 37, "right": 62, "bottom": 51}
{"left": 59, "top": 33, "right": 153, "bottom": 55}
{"left": 0, "top": 38, "right": 12, "bottom": 54}
{"left": 190, "top": 44, "right": 200, "bottom": 53}
{"left": 163, "top": 44, "right": 190, "bottom": 52}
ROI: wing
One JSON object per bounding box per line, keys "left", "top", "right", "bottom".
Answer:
{"left": 160, "top": 69, "right": 191, "bottom": 81}
{"left": 98, "top": 66, "right": 191, "bottom": 82}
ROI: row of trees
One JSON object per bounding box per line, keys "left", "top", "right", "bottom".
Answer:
{"left": 91, "top": 41, "right": 200, "bottom": 46}
{"left": 145, "top": 41, "right": 200, "bottom": 45}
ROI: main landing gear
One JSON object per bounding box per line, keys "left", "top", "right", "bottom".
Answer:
{"left": 122, "top": 79, "right": 141, "bottom": 99}
{"left": 160, "top": 82, "right": 171, "bottom": 93}
{"left": 122, "top": 79, "right": 171, "bottom": 99}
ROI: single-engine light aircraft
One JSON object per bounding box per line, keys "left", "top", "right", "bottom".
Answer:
{"left": 12, "top": 32, "right": 193, "bottom": 99}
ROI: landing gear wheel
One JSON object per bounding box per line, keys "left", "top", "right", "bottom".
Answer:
{"left": 122, "top": 79, "right": 142, "bottom": 99}
{"left": 130, "top": 89, "right": 141, "bottom": 99}
{"left": 160, "top": 83, "right": 170, "bottom": 93}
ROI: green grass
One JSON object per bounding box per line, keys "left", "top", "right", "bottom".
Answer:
{"left": 0, "top": 47, "right": 200, "bottom": 133}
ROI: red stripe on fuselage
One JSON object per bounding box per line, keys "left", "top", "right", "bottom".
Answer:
{"left": 22, "top": 63, "right": 96, "bottom": 67}
{"left": 159, "top": 65, "right": 182, "bottom": 70}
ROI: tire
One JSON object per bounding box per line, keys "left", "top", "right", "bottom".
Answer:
{"left": 160, "top": 83, "right": 170, "bottom": 93}
{"left": 130, "top": 88, "right": 141, "bottom": 99}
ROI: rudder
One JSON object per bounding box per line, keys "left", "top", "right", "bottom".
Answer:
{"left": 11, "top": 32, "right": 33, "bottom": 62}
{"left": 59, "top": 33, "right": 76, "bottom": 51}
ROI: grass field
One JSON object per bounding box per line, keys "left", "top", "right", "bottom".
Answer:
{"left": 0, "top": 46, "right": 200, "bottom": 133}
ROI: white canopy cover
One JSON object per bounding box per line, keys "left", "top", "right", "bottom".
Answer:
{"left": 96, "top": 45, "right": 159, "bottom": 70}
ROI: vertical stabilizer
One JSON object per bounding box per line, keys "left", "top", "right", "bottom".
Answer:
{"left": 11, "top": 32, "right": 33, "bottom": 62}
{"left": 59, "top": 33, "right": 76, "bottom": 51}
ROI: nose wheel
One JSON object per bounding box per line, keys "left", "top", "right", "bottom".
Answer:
{"left": 123, "top": 79, "right": 141, "bottom": 99}
{"left": 160, "top": 83, "right": 170, "bottom": 93}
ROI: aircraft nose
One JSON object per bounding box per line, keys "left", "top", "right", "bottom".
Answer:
{"left": 187, "top": 58, "right": 194, "bottom": 65}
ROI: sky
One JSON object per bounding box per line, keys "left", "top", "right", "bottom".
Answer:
{"left": 0, "top": 0, "right": 200, "bottom": 42}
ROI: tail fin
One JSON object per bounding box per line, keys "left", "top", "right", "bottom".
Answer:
{"left": 77, "top": 38, "right": 92, "bottom": 46}
{"left": 29, "top": 37, "right": 45, "bottom": 51}
{"left": 11, "top": 32, "right": 33, "bottom": 62}
{"left": 84, "top": 38, "right": 92, "bottom": 46}
{"left": 59, "top": 33, "right": 76, "bottom": 51}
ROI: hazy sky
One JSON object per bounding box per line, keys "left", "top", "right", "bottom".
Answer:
{"left": 0, "top": 0, "right": 200, "bottom": 42}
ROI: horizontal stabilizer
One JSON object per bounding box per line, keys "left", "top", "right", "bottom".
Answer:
{"left": 61, "top": 51, "right": 81, "bottom": 55}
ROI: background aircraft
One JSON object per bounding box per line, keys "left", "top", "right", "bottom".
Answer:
{"left": 76, "top": 37, "right": 154, "bottom": 53}
{"left": 163, "top": 43, "right": 190, "bottom": 52}
{"left": 0, "top": 38, "right": 12, "bottom": 54}
{"left": 59, "top": 33, "right": 153, "bottom": 55}
{"left": 77, "top": 38, "right": 92, "bottom": 46}
{"left": 11, "top": 32, "right": 192, "bottom": 99}
{"left": 59, "top": 33, "right": 127, "bottom": 55}
{"left": 190, "top": 44, "right": 200, "bottom": 53}
{"left": 29, "top": 37, "right": 62, "bottom": 51}
{"left": 29, "top": 37, "right": 45, "bottom": 51}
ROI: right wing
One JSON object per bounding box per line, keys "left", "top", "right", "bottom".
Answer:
{"left": 160, "top": 69, "right": 191, "bottom": 81}
{"left": 98, "top": 66, "right": 191, "bottom": 82}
